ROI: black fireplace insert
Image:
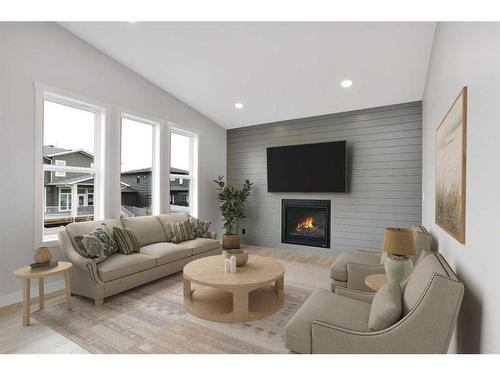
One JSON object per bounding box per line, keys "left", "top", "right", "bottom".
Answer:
{"left": 281, "top": 199, "right": 331, "bottom": 248}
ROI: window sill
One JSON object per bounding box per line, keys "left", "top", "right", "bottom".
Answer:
{"left": 42, "top": 236, "right": 60, "bottom": 248}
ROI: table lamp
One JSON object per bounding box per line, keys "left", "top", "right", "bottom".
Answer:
{"left": 382, "top": 227, "right": 416, "bottom": 280}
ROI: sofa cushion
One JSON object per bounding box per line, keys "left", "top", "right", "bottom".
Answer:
{"left": 140, "top": 242, "right": 192, "bottom": 266}
{"left": 163, "top": 222, "right": 176, "bottom": 242}
{"left": 188, "top": 215, "right": 211, "bottom": 238}
{"left": 113, "top": 227, "right": 140, "bottom": 255}
{"left": 402, "top": 253, "right": 446, "bottom": 314}
{"left": 330, "top": 251, "right": 381, "bottom": 281}
{"left": 157, "top": 213, "right": 189, "bottom": 225}
{"left": 121, "top": 216, "right": 167, "bottom": 247}
{"left": 368, "top": 280, "right": 402, "bottom": 331}
{"left": 157, "top": 213, "right": 188, "bottom": 241}
{"left": 285, "top": 289, "right": 371, "bottom": 354}
{"left": 67, "top": 219, "right": 123, "bottom": 248}
{"left": 72, "top": 226, "right": 118, "bottom": 263}
{"left": 181, "top": 238, "right": 220, "bottom": 255}
{"left": 168, "top": 220, "right": 196, "bottom": 243}
{"left": 97, "top": 253, "right": 156, "bottom": 282}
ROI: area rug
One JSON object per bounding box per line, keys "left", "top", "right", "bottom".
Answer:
{"left": 32, "top": 256, "right": 332, "bottom": 354}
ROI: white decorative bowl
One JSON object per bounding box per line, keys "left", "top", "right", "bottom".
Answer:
{"left": 223, "top": 249, "right": 249, "bottom": 266}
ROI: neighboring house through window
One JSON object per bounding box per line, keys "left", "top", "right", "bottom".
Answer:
{"left": 120, "top": 114, "right": 161, "bottom": 217}
{"left": 35, "top": 84, "right": 199, "bottom": 245}
{"left": 35, "top": 83, "right": 106, "bottom": 245}
{"left": 169, "top": 128, "right": 198, "bottom": 216}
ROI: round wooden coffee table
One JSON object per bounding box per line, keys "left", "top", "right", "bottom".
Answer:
{"left": 183, "top": 255, "right": 285, "bottom": 322}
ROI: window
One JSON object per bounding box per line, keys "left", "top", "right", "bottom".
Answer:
{"left": 120, "top": 115, "right": 159, "bottom": 217}
{"left": 58, "top": 188, "right": 72, "bottom": 211}
{"left": 170, "top": 129, "right": 198, "bottom": 216}
{"left": 54, "top": 160, "right": 66, "bottom": 177}
{"left": 36, "top": 83, "right": 105, "bottom": 245}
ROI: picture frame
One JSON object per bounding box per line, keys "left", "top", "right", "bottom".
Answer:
{"left": 435, "top": 87, "right": 467, "bottom": 244}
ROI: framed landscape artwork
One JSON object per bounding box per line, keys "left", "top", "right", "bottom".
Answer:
{"left": 435, "top": 87, "right": 467, "bottom": 244}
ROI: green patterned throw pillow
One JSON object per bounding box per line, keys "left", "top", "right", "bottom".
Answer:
{"left": 113, "top": 227, "right": 140, "bottom": 255}
{"left": 168, "top": 220, "right": 196, "bottom": 243}
{"left": 73, "top": 226, "right": 117, "bottom": 262}
{"left": 188, "top": 215, "right": 211, "bottom": 238}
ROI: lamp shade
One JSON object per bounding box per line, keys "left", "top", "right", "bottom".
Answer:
{"left": 382, "top": 228, "right": 416, "bottom": 256}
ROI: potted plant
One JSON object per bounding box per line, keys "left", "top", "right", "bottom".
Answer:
{"left": 213, "top": 175, "right": 253, "bottom": 249}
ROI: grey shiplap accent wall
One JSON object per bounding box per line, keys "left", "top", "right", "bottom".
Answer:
{"left": 227, "top": 101, "right": 422, "bottom": 255}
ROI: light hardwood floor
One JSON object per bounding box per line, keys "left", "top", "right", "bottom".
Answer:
{"left": 0, "top": 290, "right": 88, "bottom": 353}
{"left": 0, "top": 246, "right": 334, "bottom": 354}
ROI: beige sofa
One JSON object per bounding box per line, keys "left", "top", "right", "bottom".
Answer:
{"left": 58, "top": 213, "right": 221, "bottom": 305}
{"left": 329, "top": 225, "right": 432, "bottom": 292}
{"left": 285, "top": 251, "right": 464, "bottom": 353}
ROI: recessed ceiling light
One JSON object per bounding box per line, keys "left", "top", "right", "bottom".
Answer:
{"left": 129, "top": 21, "right": 137, "bottom": 23}
{"left": 234, "top": 102, "right": 244, "bottom": 109}
{"left": 340, "top": 79, "right": 353, "bottom": 88}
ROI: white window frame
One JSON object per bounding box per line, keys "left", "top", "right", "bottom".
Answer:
{"left": 54, "top": 160, "right": 66, "bottom": 177}
{"left": 119, "top": 111, "right": 163, "bottom": 216}
{"left": 34, "top": 82, "right": 108, "bottom": 247}
{"left": 76, "top": 186, "right": 93, "bottom": 206}
{"left": 58, "top": 187, "right": 72, "bottom": 211}
{"left": 168, "top": 124, "right": 199, "bottom": 217}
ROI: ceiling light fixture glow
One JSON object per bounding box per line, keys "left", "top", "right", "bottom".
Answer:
{"left": 340, "top": 79, "right": 353, "bottom": 88}
{"left": 234, "top": 102, "right": 244, "bottom": 109}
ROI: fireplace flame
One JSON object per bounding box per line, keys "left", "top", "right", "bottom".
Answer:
{"left": 296, "top": 216, "right": 315, "bottom": 231}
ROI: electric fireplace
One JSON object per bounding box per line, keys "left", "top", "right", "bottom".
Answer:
{"left": 281, "top": 199, "right": 331, "bottom": 248}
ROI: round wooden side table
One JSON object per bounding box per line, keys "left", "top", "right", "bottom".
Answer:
{"left": 365, "top": 273, "right": 387, "bottom": 292}
{"left": 13, "top": 261, "right": 73, "bottom": 326}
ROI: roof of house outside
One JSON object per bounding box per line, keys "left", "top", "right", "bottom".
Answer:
{"left": 121, "top": 166, "right": 189, "bottom": 175}
{"left": 120, "top": 167, "right": 152, "bottom": 175}
{"left": 44, "top": 146, "right": 189, "bottom": 193}
{"left": 43, "top": 145, "right": 68, "bottom": 155}
{"left": 46, "top": 175, "right": 94, "bottom": 186}
{"left": 121, "top": 186, "right": 138, "bottom": 193}
{"left": 44, "top": 146, "right": 189, "bottom": 174}
{"left": 43, "top": 145, "right": 94, "bottom": 158}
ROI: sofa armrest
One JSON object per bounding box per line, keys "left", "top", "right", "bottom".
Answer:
{"left": 208, "top": 231, "right": 217, "bottom": 240}
{"left": 330, "top": 252, "right": 381, "bottom": 281}
{"left": 58, "top": 230, "right": 102, "bottom": 284}
{"left": 356, "top": 250, "right": 381, "bottom": 257}
{"left": 334, "top": 286, "right": 375, "bottom": 303}
{"left": 346, "top": 263, "right": 386, "bottom": 292}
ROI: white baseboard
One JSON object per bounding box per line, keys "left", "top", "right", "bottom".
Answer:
{"left": 0, "top": 278, "right": 65, "bottom": 308}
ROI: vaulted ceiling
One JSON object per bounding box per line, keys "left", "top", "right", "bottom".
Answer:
{"left": 61, "top": 22, "right": 435, "bottom": 129}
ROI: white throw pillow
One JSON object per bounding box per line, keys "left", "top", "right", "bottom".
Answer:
{"left": 368, "top": 280, "right": 402, "bottom": 331}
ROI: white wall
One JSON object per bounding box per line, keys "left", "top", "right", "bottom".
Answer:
{"left": 0, "top": 22, "right": 226, "bottom": 306}
{"left": 422, "top": 22, "right": 500, "bottom": 353}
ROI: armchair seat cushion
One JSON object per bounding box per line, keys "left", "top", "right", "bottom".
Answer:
{"left": 97, "top": 253, "right": 156, "bottom": 282}
{"left": 330, "top": 251, "right": 381, "bottom": 281}
{"left": 140, "top": 242, "right": 191, "bottom": 266}
{"left": 181, "top": 238, "right": 220, "bottom": 255}
{"left": 285, "top": 289, "right": 371, "bottom": 353}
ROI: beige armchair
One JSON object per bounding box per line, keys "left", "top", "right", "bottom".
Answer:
{"left": 285, "top": 252, "right": 464, "bottom": 353}
{"left": 329, "top": 224, "right": 432, "bottom": 292}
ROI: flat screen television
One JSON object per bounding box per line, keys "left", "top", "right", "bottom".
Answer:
{"left": 267, "top": 141, "right": 347, "bottom": 192}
